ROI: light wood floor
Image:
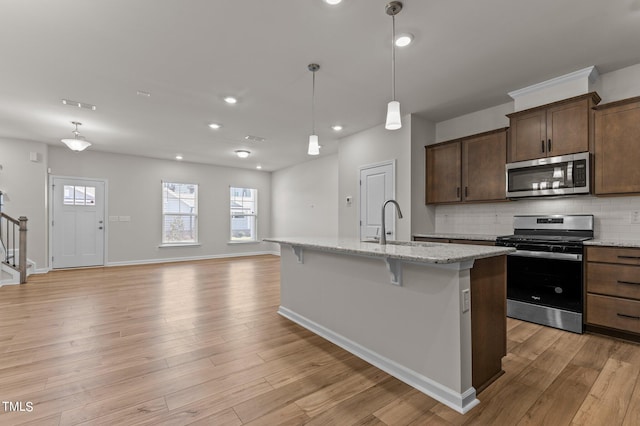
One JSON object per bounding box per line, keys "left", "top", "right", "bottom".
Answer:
{"left": 1, "top": 255, "right": 639, "bottom": 425}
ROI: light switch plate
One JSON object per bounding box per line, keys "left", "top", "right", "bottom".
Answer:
{"left": 109, "top": 216, "right": 119, "bottom": 222}
{"left": 119, "top": 216, "right": 131, "bottom": 222}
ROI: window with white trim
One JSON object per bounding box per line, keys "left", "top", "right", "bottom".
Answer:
{"left": 162, "top": 181, "right": 198, "bottom": 244}
{"left": 230, "top": 187, "right": 257, "bottom": 242}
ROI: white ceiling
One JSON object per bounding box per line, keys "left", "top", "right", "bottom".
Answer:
{"left": 1, "top": 0, "right": 639, "bottom": 171}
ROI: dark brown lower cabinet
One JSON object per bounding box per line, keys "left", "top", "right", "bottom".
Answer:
{"left": 586, "top": 246, "right": 640, "bottom": 342}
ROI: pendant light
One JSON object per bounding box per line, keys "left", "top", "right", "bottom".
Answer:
{"left": 61, "top": 121, "right": 92, "bottom": 151}
{"left": 307, "top": 63, "right": 320, "bottom": 156}
{"left": 385, "top": 1, "right": 403, "bottom": 130}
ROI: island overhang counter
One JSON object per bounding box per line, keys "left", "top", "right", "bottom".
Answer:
{"left": 264, "top": 237, "right": 514, "bottom": 414}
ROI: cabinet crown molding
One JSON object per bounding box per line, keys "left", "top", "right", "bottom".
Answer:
{"left": 508, "top": 66, "right": 600, "bottom": 102}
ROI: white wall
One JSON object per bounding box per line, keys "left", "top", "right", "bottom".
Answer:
{"left": 48, "top": 147, "right": 274, "bottom": 265}
{"left": 338, "top": 116, "right": 413, "bottom": 240}
{"left": 595, "top": 63, "right": 640, "bottom": 104}
{"left": 0, "top": 138, "right": 49, "bottom": 270}
{"left": 435, "top": 102, "right": 512, "bottom": 143}
{"left": 410, "top": 115, "right": 436, "bottom": 235}
{"left": 271, "top": 154, "right": 338, "bottom": 238}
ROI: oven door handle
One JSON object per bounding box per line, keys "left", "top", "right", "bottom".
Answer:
{"left": 508, "top": 250, "right": 582, "bottom": 261}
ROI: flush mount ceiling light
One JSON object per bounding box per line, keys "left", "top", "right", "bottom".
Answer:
{"left": 324, "top": 0, "right": 343, "bottom": 5}
{"left": 61, "top": 99, "right": 97, "bottom": 111}
{"left": 175, "top": 155, "right": 183, "bottom": 160}
{"left": 331, "top": 125, "right": 343, "bottom": 131}
{"left": 224, "top": 96, "right": 238, "bottom": 104}
{"left": 208, "top": 123, "right": 222, "bottom": 129}
{"left": 395, "top": 33, "right": 413, "bottom": 47}
{"left": 385, "top": 1, "right": 403, "bottom": 130}
{"left": 235, "top": 149, "right": 250, "bottom": 158}
{"left": 307, "top": 63, "right": 321, "bottom": 156}
{"left": 256, "top": 164, "right": 263, "bottom": 170}
{"left": 60, "top": 121, "right": 92, "bottom": 151}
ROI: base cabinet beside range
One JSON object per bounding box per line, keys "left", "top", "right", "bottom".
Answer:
{"left": 586, "top": 246, "right": 640, "bottom": 340}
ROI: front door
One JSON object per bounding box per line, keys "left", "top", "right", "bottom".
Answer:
{"left": 52, "top": 177, "right": 105, "bottom": 268}
{"left": 359, "top": 162, "right": 395, "bottom": 241}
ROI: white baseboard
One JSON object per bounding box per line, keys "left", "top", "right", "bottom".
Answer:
{"left": 278, "top": 306, "right": 479, "bottom": 414}
{"left": 106, "top": 250, "right": 278, "bottom": 267}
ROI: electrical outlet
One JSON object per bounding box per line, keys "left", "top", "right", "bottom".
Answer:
{"left": 462, "top": 289, "right": 471, "bottom": 313}
{"left": 632, "top": 211, "right": 640, "bottom": 224}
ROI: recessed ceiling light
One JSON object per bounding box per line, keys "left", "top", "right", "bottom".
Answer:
{"left": 331, "top": 125, "right": 343, "bottom": 131}
{"left": 235, "top": 149, "right": 250, "bottom": 158}
{"left": 175, "top": 155, "right": 183, "bottom": 160}
{"left": 395, "top": 33, "right": 413, "bottom": 47}
{"left": 324, "top": 0, "right": 342, "bottom": 5}
{"left": 136, "top": 90, "right": 151, "bottom": 97}
{"left": 209, "top": 123, "right": 222, "bottom": 129}
{"left": 256, "top": 164, "right": 262, "bottom": 170}
{"left": 224, "top": 96, "right": 238, "bottom": 104}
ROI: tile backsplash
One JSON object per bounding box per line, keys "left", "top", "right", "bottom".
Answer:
{"left": 435, "top": 195, "right": 640, "bottom": 241}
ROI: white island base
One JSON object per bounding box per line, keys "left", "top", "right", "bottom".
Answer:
{"left": 271, "top": 239, "right": 509, "bottom": 414}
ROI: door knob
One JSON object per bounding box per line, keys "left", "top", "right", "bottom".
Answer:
{"left": 98, "top": 226, "right": 103, "bottom": 230}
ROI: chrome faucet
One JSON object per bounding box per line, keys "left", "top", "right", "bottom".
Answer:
{"left": 380, "top": 199, "right": 403, "bottom": 245}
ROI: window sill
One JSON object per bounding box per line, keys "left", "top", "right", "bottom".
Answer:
{"left": 227, "top": 240, "right": 260, "bottom": 245}
{"left": 158, "top": 243, "right": 201, "bottom": 248}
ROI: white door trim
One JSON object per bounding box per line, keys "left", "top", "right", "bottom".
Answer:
{"left": 49, "top": 175, "right": 109, "bottom": 269}
{"left": 358, "top": 160, "right": 396, "bottom": 241}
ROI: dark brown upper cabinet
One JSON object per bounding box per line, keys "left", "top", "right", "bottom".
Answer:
{"left": 594, "top": 96, "right": 640, "bottom": 195}
{"left": 507, "top": 92, "right": 601, "bottom": 163}
{"left": 426, "top": 128, "right": 508, "bottom": 204}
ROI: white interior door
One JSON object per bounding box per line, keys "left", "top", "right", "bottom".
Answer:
{"left": 52, "top": 177, "right": 105, "bottom": 268}
{"left": 360, "top": 162, "right": 394, "bottom": 241}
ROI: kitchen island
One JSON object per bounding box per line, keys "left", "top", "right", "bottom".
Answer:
{"left": 264, "top": 237, "right": 513, "bottom": 414}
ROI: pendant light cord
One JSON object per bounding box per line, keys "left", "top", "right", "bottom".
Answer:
{"left": 391, "top": 13, "right": 396, "bottom": 101}
{"left": 311, "top": 69, "right": 316, "bottom": 135}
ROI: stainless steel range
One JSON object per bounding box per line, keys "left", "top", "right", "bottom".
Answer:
{"left": 496, "top": 214, "right": 594, "bottom": 333}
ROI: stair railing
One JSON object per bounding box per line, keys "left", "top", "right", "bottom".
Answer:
{"left": 0, "top": 213, "right": 28, "bottom": 283}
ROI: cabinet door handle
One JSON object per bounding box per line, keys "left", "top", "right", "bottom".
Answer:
{"left": 465, "top": 187, "right": 468, "bottom": 198}
{"left": 617, "top": 313, "right": 640, "bottom": 320}
{"left": 618, "top": 255, "right": 640, "bottom": 260}
{"left": 617, "top": 280, "right": 640, "bottom": 286}
{"left": 456, "top": 187, "right": 460, "bottom": 198}
{"left": 541, "top": 140, "right": 545, "bottom": 153}
{"left": 547, "top": 139, "right": 552, "bottom": 152}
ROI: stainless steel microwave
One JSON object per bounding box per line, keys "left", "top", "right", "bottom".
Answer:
{"left": 506, "top": 152, "right": 590, "bottom": 198}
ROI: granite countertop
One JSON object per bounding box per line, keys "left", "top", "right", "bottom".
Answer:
{"left": 412, "top": 233, "right": 499, "bottom": 242}
{"left": 585, "top": 239, "right": 640, "bottom": 248}
{"left": 264, "top": 237, "right": 513, "bottom": 264}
